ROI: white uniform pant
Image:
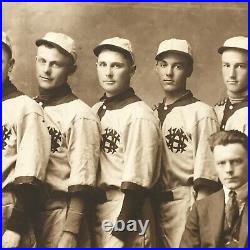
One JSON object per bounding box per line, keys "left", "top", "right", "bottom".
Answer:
{"left": 159, "top": 186, "right": 195, "bottom": 248}
{"left": 35, "top": 195, "right": 91, "bottom": 247}
{"left": 93, "top": 188, "right": 156, "bottom": 247}
{"left": 2, "top": 191, "right": 36, "bottom": 247}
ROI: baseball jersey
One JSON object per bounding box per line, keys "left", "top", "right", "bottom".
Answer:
{"left": 92, "top": 87, "right": 161, "bottom": 192}
{"left": 153, "top": 90, "right": 220, "bottom": 191}
{"left": 214, "top": 97, "right": 248, "bottom": 135}
{"left": 2, "top": 80, "right": 50, "bottom": 190}
{"left": 34, "top": 84, "right": 100, "bottom": 194}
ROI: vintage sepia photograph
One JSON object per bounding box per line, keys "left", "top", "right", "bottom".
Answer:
{"left": 2, "top": 2, "right": 248, "bottom": 248}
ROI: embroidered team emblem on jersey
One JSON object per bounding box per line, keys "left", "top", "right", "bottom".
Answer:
{"left": 101, "top": 128, "right": 120, "bottom": 154}
{"left": 47, "top": 126, "right": 62, "bottom": 153}
{"left": 2, "top": 125, "right": 12, "bottom": 150}
{"left": 165, "top": 127, "right": 189, "bottom": 153}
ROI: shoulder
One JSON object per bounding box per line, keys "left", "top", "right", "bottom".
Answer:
{"left": 14, "top": 95, "right": 44, "bottom": 116}
{"left": 128, "top": 101, "right": 159, "bottom": 122}
{"left": 92, "top": 101, "right": 103, "bottom": 114}
{"left": 69, "top": 99, "right": 99, "bottom": 122}
{"left": 214, "top": 97, "right": 228, "bottom": 107}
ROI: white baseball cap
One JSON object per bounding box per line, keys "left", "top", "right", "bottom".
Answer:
{"left": 155, "top": 38, "right": 193, "bottom": 61}
{"left": 2, "top": 31, "right": 12, "bottom": 57}
{"left": 218, "top": 36, "right": 248, "bottom": 54}
{"left": 93, "top": 37, "right": 135, "bottom": 63}
{"left": 36, "top": 32, "right": 77, "bottom": 64}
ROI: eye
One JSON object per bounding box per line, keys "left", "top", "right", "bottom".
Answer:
{"left": 174, "top": 64, "right": 183, "bottom": 70}
{"left": 217, "top": 161, "right": 225, "bottom": 167}
{"left": 37, "top": 58, "right": 46, "bottom": 64}
{"left": 98, "top": 62, "right": 106, "bottom": 67}
{"left": 231, "top": 159, "right": 243, "bottom": 166}
{"left": 222, "top": 63, "right": 230, "bottom": 68}
{"left": 160, "top": 63, "right": 167, "bottom": 68}
{"left": 236, "top": 64, "right": 247, "bottom": 69}
{"left": 51, "top": 62, "right": 62, "bottom": 69}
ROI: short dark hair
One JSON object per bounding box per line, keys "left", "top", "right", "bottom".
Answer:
{"left": 2, "top": 43, "right": 12, "bottom": 59}
{"left": 209, "top": 130, "right": 248, "bottom": 152}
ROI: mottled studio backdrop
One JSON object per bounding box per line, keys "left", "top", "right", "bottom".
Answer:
{"left": 2, "top": 2, "right": 248, "bottom": 106}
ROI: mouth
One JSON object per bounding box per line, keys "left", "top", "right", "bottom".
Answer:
{"left": 224, "top": 177, "right": 237, "bottom": 182}
{"left": 163, "top": 80, "right": 174, "bottom": 83}
{"left": 40, "top": 76, "right": 51, "bottom": 81}
{"left": 227, "top": 80, "right": 238, "bottom": 84}
{"left": 103, "top": 81, "right": 116, "bottom": 84}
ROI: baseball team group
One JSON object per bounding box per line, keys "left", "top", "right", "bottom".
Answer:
{"left": 2, "top": 30, "right": 248, "bottom": 248}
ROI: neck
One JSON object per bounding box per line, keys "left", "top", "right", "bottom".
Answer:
{"left": 164, "top": 89, "right": 187, "bottom": 105}
{"left": 106, "top": 86, "right": 130, "bottom": 98}
{"left": 227, "top": 89, "right": 248, "bottom": 100}
{"left": 38, "top": 83, "right": 72, "bottom": 101}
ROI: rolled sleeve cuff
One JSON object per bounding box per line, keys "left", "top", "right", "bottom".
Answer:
{"left": 193, "top": 178, "right": 222, "bottom": 192}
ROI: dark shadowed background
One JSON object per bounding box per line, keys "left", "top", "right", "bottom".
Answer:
{"left": 2, "top": 2, "right": 248, "bottom": 106}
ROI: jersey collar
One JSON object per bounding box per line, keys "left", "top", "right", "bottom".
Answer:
{"left": 34, "top": 83, "right": 77, "bottom": 107}
{"left": 156, "top": 90, "right": 199, "bottom": 127}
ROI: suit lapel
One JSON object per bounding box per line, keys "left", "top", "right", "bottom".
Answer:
{"left": 239, "top": 201, "right": 248, "bottom": 247}
{"left": 208, "top": 190, "right": 225, "bottom": 246}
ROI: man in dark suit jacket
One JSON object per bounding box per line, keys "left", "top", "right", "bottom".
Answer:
{"left": 180, "top": 130, "right": 248, "bottom": 248}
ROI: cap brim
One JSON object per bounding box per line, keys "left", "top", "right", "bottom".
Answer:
{"left": 155, "top": 50, "right": 193, "bottom": 62}
{"left": 36, "top": 39, "right": 75, "bottom": 62}
{"left": 93, "top": 44, "right": 134, "bottom": 63}
{"left": 218, "top": 46, "right": 248, "bottom": 54}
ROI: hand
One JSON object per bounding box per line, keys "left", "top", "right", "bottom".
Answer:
{"left": 57, "top": 231, "right": 78, "bottom": 248}
{"left": 2, "top": 230, "right": 21, "bottom": 248}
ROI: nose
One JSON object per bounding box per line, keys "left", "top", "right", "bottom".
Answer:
{"left": 166, "top": 66, "right": 173, "bottom": 76}
{"left": 225, "top": 161, "right": 233, "bottom": 174}
{"left": 229, "top": 66, "right": 236, "bottom": 79}
{"left": 105, "top": 66, "right": 113, "bottom": 78}
{"left": 43, "top": 63, "right": 51, "bottom": 75}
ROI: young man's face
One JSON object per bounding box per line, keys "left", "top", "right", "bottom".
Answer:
{"left": 36, "top": 45, "right": 73, "bottom": 89}
{"left": 96, "top": 49, "right": 135, "bottom": 97}
{"left": 2, "top": 47, "right": 14, "bottom": 83}
{"left": 221, "top": 49, "right": 248, "bottom": 97}
{"left": 156, "top": 52, "right": 192, "bottom": 95}
{"left": 213, "top": 143, "right": 248, "bottom": 190}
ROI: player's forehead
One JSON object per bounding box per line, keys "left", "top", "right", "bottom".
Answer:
{"left": 37, "top": 44, "right": 71, "bottom": 64}
{"left": 213, "top": 143, "right": 247, "bottom": 159}
{"left": 97, "top": 49, "right": 129, "bottom": 64}
{"left": 157, "top": 52, "right": 190, "bottom": 65}
{"left": 221, "top": 49, "right": 248, "bottom": 63}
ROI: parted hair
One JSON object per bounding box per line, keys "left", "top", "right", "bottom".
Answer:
{"left": 209, "top": 130, "right": 248, "bottom": 152}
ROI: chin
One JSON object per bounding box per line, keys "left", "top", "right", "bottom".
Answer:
{"left": 38, "top": 82, "right": 53, "bottom": 89}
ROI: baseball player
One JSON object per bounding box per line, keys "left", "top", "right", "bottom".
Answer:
{"left": 2, "top": 32, "right": 50, "bottom": 247}
{"left": 214, "top": 36, "right": 248, "bottom": 135}
{"left": 33, "top": 32, "right": 101, "bottom": 247}
{"left": 92, "top": 37, "right": 161, "bottom": 247}
{"left": 153, "top": 38, "right": 221, "bottom": 247}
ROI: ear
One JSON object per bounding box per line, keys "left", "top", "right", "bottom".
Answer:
{"left": 185, "top": 64, "right": 193, "bottom": 78}
{"left": 8, "top": 58, "right": 15, "bottom": 73}
{"left": 68, "top": 64, "right": 77, "bottom": 75}
{"left": 129, "top": 64, "right": 136, "bottom": 77}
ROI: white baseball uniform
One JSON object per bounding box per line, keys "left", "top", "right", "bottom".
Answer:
{"left": 153, "top": 90, "right": 220, "bottom": 247}
{"left": 92, "top": 87, "right": 161, "bottom": 247}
